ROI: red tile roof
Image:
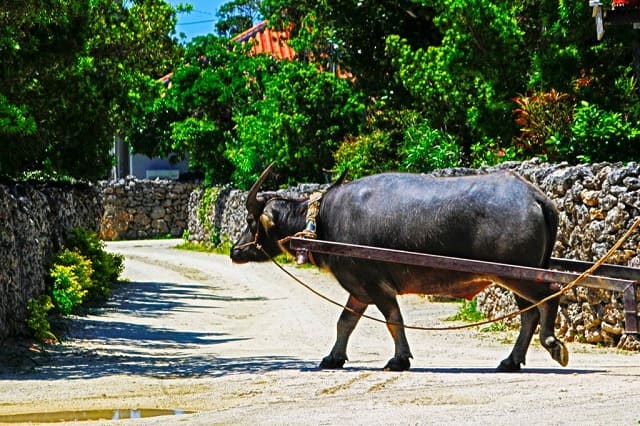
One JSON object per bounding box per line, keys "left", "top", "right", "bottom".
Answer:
{"left": 232, "top": 20, "right": 296, "bottom": 60}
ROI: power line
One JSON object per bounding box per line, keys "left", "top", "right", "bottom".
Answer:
{"left": 177, "top": 19, "right": 217, "bottom": 26}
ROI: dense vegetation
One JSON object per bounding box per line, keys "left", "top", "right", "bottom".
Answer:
{"left": 2, "top": 0, "right": 640, "bottom": 187}
{"left": 27, "top": 228, "right": 124, "bottom": 342}
{"left": 1, "top": 0, "right": 181, "bottom": 180}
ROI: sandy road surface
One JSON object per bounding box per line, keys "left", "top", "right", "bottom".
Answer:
{"left": 0, "top": 239, "right": 639, "bottom": 425}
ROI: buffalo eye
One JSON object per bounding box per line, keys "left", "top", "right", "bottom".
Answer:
{"left": 246, "top": 214, "right": 259, "bottom": 233}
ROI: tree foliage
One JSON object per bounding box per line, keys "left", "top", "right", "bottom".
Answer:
{"left": 215, "top": 0, "right": 262, "bottom": 38}
{"left": 228, "top": 61, "right": 365, "bottom": 187}
{"left": 131, "top": 34, "right": 365, "bottom": 187}
{"left": 262, "top": 0, "right": 440, "bottom": 101}
{"left": 129, "top": 35, "right": 275, "bottom": 185}
{"left": 5, "top": 0, "right": 640, "bottom": 184}
{"left": 0, "top": 0, "right": 181, "bottom": 180}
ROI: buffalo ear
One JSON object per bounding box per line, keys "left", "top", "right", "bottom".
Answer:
{"left": 328, "top": 168, "right": 349, "bottom": 189}
{"left": 260, "top": 213, "right": 275, "bottom": 232}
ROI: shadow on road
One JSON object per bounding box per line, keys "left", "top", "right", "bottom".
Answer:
{"left": 106, "top": 281, "right": 266, "bottom": 318}
{"left": 0, "top": 278, "right": 608, "bottom": 381}
{"left": 0, "top": 279, "right": 308, "bottom": 380}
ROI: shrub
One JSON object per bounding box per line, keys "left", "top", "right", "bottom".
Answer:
{"left": 26, "top": 228, "right": 124, "bottom": 342}
{"left": 26, "top": 296, "right": 56, "bottom": 343}
{"left": 64, "top": 228, "right": 124, "bottom": 302}
{"left": 446, "top": 298, "right": 486, "bottom": 323}
{"left": 50, "top": 250, "right": 92, "bottom": 315}
{"left": 512, "top": 89, "right": 573, "bottom": 161}
{"left": 399, "top": 123, "right": 461, "bottom": 172}
{"left": 470, "top": 137, "right": 518, "bottom": 168}
{"left": 564, "top": 101, "right": 640, "bottom": 163}
{"left": 334, "top": 131, "right": 398, "bottom": 179}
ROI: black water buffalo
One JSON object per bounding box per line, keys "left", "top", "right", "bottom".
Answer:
{"left": 231, "top": 163, "right": 568, "bottom": 372}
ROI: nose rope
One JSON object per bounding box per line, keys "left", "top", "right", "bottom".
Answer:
{"left": 233, "top": 230, "right": 261, "bottom": 250}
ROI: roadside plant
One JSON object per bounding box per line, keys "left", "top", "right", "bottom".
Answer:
{"left": 447, "top": 299, "right": 486, "bottom": 323}
{"left": 64, "top": 228, "right": 124, "bottom": 302}
{"left": 512, "top": 89, "right": 573, "bottom": 161}
{"left": 26, "top": 296, "right": 56, "bottom": 343}
{"left": 564, "top": 101, "right": 640, "bottom": 163}
{"left": 333, "top": 131, "right": 398, "bottom": 180}
{"left": 50, "top": 250, "right": 92, "bottom": 315}
{"left": 26, "top": 228, "right": 124, "bottom": 342}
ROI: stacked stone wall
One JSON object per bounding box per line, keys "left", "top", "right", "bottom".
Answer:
{"left": 473, "top": 160, "right": 640, "bottom": 349}
{"left": 187, "top": 160, "right": 640, "bottom": 349}
{"left": 2, "top": 161, "right": 639, "bottom": 347}
{"left": 99, "top": 177, "right": 200, "bottom": 240}
{"left": 0, "top": 183, "right": 101, "bottom": 339}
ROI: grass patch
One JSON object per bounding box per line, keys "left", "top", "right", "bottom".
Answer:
{"left": 446, "top": 298, "right": 486, "bottom": 322}
{"left": 175, "top": 240, "right": 232, "bottom": 256}
{"left": 481, "top": 321, "right": 510, "bottom": 332}
{"left": 446, "top": 298, "right": 514, "bottom": 333}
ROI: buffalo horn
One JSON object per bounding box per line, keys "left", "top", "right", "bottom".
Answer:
{"left": 246, "top": 161, "right": 276, "bottom": 218}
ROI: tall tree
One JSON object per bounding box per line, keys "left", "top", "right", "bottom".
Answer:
{"left": 215, "top": 0, "right": 262, "bottom": 37}
{"left": 0, "top": 0, "right": 181, "bottom": 180}
{"left": 129, "top": 35, "right": 273, "bottom": 185}
{"left": 261, "top": 0, "right": 439, "bottom": 101}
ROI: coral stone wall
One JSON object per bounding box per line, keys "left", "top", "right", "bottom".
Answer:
{"left": 186, "top": 184, "right": 327, "bottom": 245}
{"left": 0, "top": 183, "right": 102, "bottom": 339}
{"left": 2, "top": 161, "right": 639, "bottom": 347}
{"left": 99, "top": 177, "right": 200, "bottom": 240}
{"left": 473, "top": 160, "right": 640, "bottom": 349}
{"left": 187, "top": 160, "right": 640, "bottom": 349}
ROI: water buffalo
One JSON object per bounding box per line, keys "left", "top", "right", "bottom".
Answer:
{"left": 231, "top": 163, "right": 568, "bottom": 372}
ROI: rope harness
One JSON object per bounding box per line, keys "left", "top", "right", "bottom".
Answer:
{"left": 291, "top": 190, "right": 324, "bottom": 265}
{"left": 261, "top": 196, "right": 640, "bottom": 331}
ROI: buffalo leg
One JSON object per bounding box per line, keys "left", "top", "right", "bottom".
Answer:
{"left": 320, "top": 295, "right": 368, "bottom": 369}
{"left": 497, "top": 295, "right": 539, "bottom": 372}
{"left": 538, "top": 293, "right": 569, "bottom": 367}
{"left": 498, "top": 282, "right": 568, "bottom": 371}
{"left": 371, "top": 294, "right": 413, "bottom": 371}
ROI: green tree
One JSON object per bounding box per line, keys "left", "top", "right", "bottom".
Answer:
{"left": 228, "top": 60, "right": 365, "bottom": 187}
{"left": 261, "top": 0, "right": 439, "bottom": 101}
{"left": 216, "top": 0, "right": 262, "bottom": 38}
{"left": 130, "top": 35, "right": 274, "bottom": 184}
{"left": 0, "top": 0, "right": 181, "bottom": 180}
{"left": 386, "top": 0, "right": 530, "bottom": 163}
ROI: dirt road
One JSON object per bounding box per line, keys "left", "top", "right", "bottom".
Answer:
{"left": 0, "top": 239, "right": 639, "bottom": 425}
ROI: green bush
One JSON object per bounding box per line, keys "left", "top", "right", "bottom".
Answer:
{"left": 399, "top": 123, "right": 461, "bottom": 172}
{"left": 563, "top": 101, "right": 640, "bottom": 163}
{"left": 50, "top": 250, "right": 92, "bottom": 315}
{"left": 470, "top": 137, "right": 518, "bottom": 168}
{"left": 446, "top": 298, "right": 486, "bottom": 323}
{"left": 26, "top": 295, "right": 56, "bottom": 343}
{"left": 334, "top": 131, "right": 398, "bottom": 179}
{"left": 26, "top": 228, "right": 124, "bottom": 342}
{"left": 64, "top": 228, "right": 124, "bottom": 302}
{"left": 512, "top": 89, "right": 573, "bottom": 162}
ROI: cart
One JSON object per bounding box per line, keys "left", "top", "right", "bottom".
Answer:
{"left": 289, "top": 237, "right": 640, "bottom": 335}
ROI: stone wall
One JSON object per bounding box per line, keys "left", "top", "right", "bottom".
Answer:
{"left": 473, "top": 160, "right": 640, "bottom": 350}
{"left": 99, "top": 177, "right": 200, "bottom": 241}
{"left": 0, "top": 182, "right": 102, "bottom": 339}
{"left": 3, "top": 162, "right": 638, "bottom": 346}
{"left": 187, "top": 160, "right": 640, "bottom": 349}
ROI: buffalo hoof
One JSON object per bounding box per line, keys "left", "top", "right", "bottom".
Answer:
{"left": 319, "top": 355, "right": 346, "bottom": 369}
{"left": 383, "top": 356, "right": 411, "bottom": 372}
{"left": 496, "top": 357, "right": 522, "bottom": 372}
{"left": 546, "top": 337, "right": 569, "bottom": 367}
